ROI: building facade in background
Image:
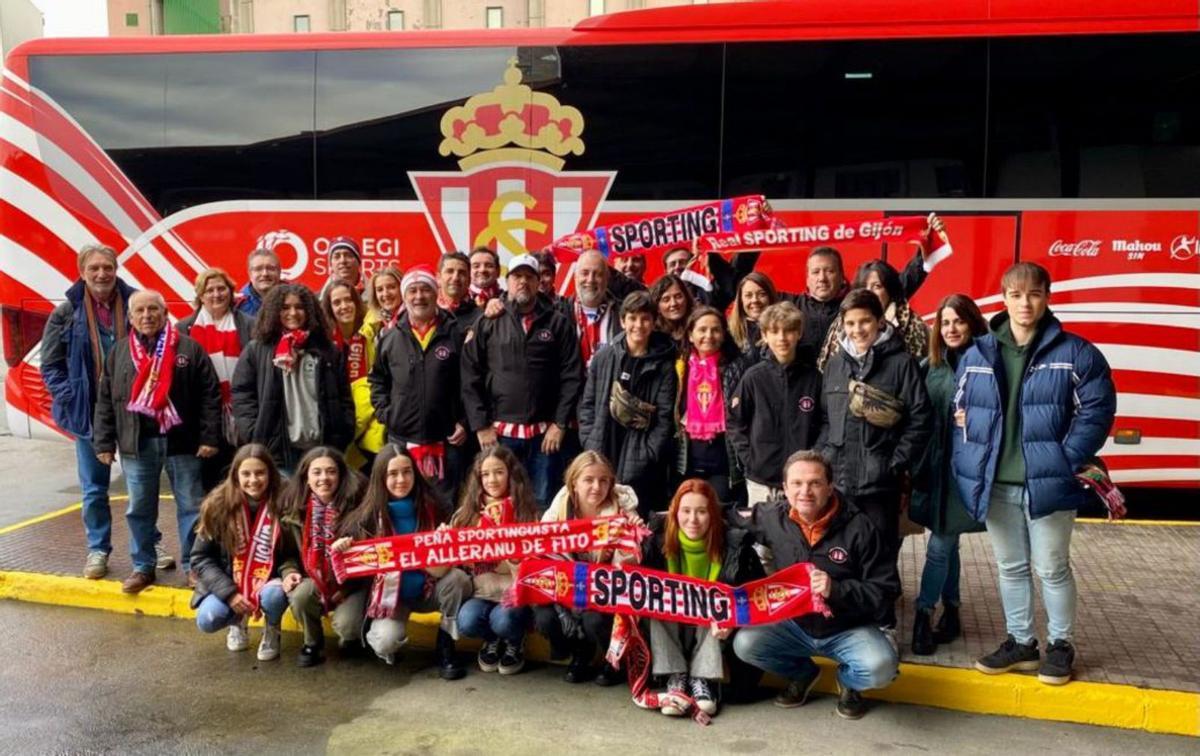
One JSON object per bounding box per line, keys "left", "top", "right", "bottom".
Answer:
{"left": 107, "top": 0, "right": 748, "bottom": 35}
{"left": 0, "top": 0, "right": 42, "bottom": 56}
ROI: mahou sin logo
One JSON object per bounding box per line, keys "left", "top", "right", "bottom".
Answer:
{"left": 1048, "top": 239, "right": 1102, "bottom": 257}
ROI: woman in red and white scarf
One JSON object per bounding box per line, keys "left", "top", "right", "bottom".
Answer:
{"left": 278, "top": 446, "right": 365, "bottom": 668}
{"left": 189, "top": 444, "right": 292, "bottom": 662}
{"left": 330, "top": 445, "right": 472, "bottom": 678}
{"left": 179, "top": 268, "right": 256, "bottom": 492}
{"left": 321, "top": 279, "right": 385, "bottom": 470}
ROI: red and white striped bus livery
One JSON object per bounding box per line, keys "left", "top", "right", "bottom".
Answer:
{"left": 1, "top": 0, "right": 1196, "bottom": 490}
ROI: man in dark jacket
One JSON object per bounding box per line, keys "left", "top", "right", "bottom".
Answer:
{"left": 460, "top": 254, "right": 582, "bottom": 509}
{"left": 40, "top": 244, "right": 136, "bottom": 580}
{"left": 579, "top": 292, "right": 678, "bottom": 515}
{"left": 436, "top": 251, "right": 481, "bottom": 326}
{"left": 952, "top": 262, "right": 1115, "bottom": 686}
{"left": 728, "top": 301, "right": 823, "bottom": 505}
{"left": 370, "top": 265, "right": 470, "bottom": 504}
{"left": 93, "top": 290, "right": 222, "bottom": 594}
{"left": 733, "top": 450, "right": 900, "bottom": 720}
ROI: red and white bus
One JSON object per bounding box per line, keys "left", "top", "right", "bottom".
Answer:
{"left": 1, "top": 0, "right": 1197, "bottom": 491}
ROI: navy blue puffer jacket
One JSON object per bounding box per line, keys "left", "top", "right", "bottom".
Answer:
{"left": 951, "top": 312, "right": 1115, "bottom": 521}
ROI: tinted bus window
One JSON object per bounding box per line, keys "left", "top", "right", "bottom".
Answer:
{"left": 988, "top": 34, "right": 1200, "bottom": 198}
{"left": 30, "top": 52, "right": 316, "bottom": 216}
{"left": 722, "top": 40, "right": 987, "bottom": 199}
{"left": 314, "top": 44, "right": 723, "bottom": 201}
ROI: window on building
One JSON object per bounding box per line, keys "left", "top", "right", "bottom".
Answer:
{"left": 125, "top": 12, "right": 139, "bottom": 27}
{"left": 387, "top": 10, "right": 405, "bottom": 30}
{"left": 294, "top": 15, "right": 311, "bottom": 32}
{"left": 589, "top": 0, "right": 606, "bottom": 15}
{"left": 485, "top": 7, "right": 503, "bottom": 28}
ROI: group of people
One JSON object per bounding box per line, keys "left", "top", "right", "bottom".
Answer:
{"left": 41, "top": 228, "right": 1115, "bottom": 720}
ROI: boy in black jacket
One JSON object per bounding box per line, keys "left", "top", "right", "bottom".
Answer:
{"left": 728, "top": 302, "right": 823, "bottom": 507}
{"left": 733, "top": 451, "right": 900, "bottom": 720}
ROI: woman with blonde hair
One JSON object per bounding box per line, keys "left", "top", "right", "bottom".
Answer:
{"left": 364, "top": 266, "right": 404, "bottom": 334}
{"left": 534, "top": 451, "right": 641, "bottom": 685}
{"left": 178, "top": 267, "right": 256, "bottom": 491}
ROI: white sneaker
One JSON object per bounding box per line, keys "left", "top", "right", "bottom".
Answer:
{"left": 661, "top": 673, "right": 688, "bottom": 716}
{"left": 257, "top": 625, "right": 281, "bottom": 661}
{"left": 155, "top": 543, "right": 176, "bottom": 571}
{"left": 226, "top": 619, "right": 249, "bottom": 652}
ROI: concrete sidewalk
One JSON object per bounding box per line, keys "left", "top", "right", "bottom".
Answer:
{"left": 0, "top": 499, "right": 1196, "bottom": 736}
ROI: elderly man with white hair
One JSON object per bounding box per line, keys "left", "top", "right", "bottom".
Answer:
{"left": 93, "top": 289, "right": 223, "bottom": 594}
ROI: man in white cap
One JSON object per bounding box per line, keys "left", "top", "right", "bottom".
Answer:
{"left": 460, "top": 254, "right": 582, "bottom": 510}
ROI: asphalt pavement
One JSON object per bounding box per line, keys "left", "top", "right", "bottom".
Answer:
{"left": 0, "top": 602, "right": 1193, "bottom": 755}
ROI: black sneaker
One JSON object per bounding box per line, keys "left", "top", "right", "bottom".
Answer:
{"left": 774, "top": 663, "right": 820, "bottom": 708}
{"left": 836, "top": 683, "right": 867, "bottom": 720}
{"left": 911, "top": 608, "right": 936, "bottom": 656}
{"left": 436, "top": 629, "right": 466, "bottom": 681}
{"left": 477, "top": 639, "right": 502, "bottom": 673}
{"left": 594, "top": 662, "right": 624, "bottom": 687}
{"left": 690, "top": 677, "right": 718, "bottom": 716}
{"left": 975, "top": 635, "right": 1040, "bottom": 674}
{"left": 498, "top": 640, "right": 526, "bottom": 675}
{"left": 1038, "top": 639, "right": 1075, "bottom": 686}
{"left": 564, "top": 655, "right": 595, "bottom": 684}
{"left": 297, "top": 644, "right": 325, "bottom": 668}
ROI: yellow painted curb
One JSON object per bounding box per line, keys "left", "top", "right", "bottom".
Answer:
{"left": 1, "top": 568, "right": 1195, "bottom": 737}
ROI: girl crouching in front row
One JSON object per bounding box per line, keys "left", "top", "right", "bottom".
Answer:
{"left": 332, "top": 444, "right": 473, "bottom": 678}
{"left": 641, "top": 479, "right": 764, "bottom": 717}
{"left": 453, "top": 446, "right": 539, "bottom": 675}
{"left": 280, "top": 446, "right": 365, "bottom": 667}
{"left": 191, "top": 443, "right": 293, "bottom": 661}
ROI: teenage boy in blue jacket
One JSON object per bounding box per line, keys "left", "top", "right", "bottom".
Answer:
{"left": 952, "top": 262, "right": 1115, "bottom": 686}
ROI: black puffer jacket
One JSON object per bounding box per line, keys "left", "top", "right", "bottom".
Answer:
{"left": 460, "top": 294, "right": 582, "bottom": 430}
{"left": 369, "top": 311, "right": 465, "bottom": 443}
{"left": 639, "top": 513, "right": 765, "bottom": 587}
{"left": 673, "top": 348, "right": 757, "bottom": 486}
{"left": 230, "top": 337, "right": 354, "bottom": 469}
{"left": 818, "top": 329, "right": 932, "bottom": 498}
{"left": 740, "top": 495, "right": 900, "bottom": 637}
{"left": 188, "top": 501, "right": 301, "bottom": 609}
{"left": 92, "top": 332, "right": 222, "bottom": 458}
{"left": 728, "top": 348, "right": 824, "bottom": 488}
{"left": 579, "top": 331, "right": 678, "bottom": 486}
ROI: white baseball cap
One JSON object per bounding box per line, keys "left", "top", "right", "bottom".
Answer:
{"left": 507, "top": 254, "right": 540, "bottom": 275}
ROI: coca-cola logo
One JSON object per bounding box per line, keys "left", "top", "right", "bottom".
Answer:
{"left": 1048, "top": 239, "right": 1102, "bottom": 257}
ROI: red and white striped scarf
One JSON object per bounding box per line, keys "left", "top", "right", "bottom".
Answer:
{"left": 188, "top": 308, "right": 241, "bottom": 444}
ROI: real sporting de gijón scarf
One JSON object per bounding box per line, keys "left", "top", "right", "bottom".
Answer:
{"left": 329, "top": 516, "right": 647, "bottom": 581}
{"left": 511, "top": 559, "right": 830, "bottom": 628}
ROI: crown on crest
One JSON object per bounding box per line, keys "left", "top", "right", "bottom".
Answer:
{"left": 438, "top": 58, "right": 585, "bottom": 171}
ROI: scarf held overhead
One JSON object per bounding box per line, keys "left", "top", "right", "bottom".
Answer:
{"left": 331, "top": 516, "right": 649, "bottom": 582}
{"left": 551, "top": 195, "right": 778, "bottom": 261}
{"left": 126, "top": 322, "right": 182, "bottom": 433}
{"left": 510, "top": 559, "right": 830, "bottom": 629}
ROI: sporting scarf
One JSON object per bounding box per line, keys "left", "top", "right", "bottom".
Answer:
{"left": 476, "top": 496, "right": 515, "bottom": 574}
{"left": 510, "top": 559, "right": 830, "bottom": 629}
{"left": 301, "top": 493, "right": 340, "bottom": 609}
{"left": 364, "top": 511, "right": 430, "bottom": 620}
{"left": 231, "top": 498, "right": 279, "bottom": 613}
{"left": 410, "top": 319, "right": 437, "bottom": 352}
{"left": 407, "top": 441, "right": 445, "bottom": 481}
{"left": 83, "top": 289, "right": 126, "bottom": 384}
{"left": 470, "top": 282, "right": 500, "bottom": 306}
{"left": 1076, "top": 463, "right": 1127, "bottom": 520}
{"left": 189, "top": 308, "right": 241, "bottom": 444}
{"left": 551, "top": 195, "right": 778, "bottom": 261}
{"left": 684, "top": 351, "right": 725, "bottom": 441}
{"left": 273, "top": 329, "right": 309, "bottom": 373}
{"left": 574, "top": 299, "right": 607, "bottom": 367}
{"left": 126, "top": 323, "right": 182, "bottom": 433}
{"left": 331, "top": 515, "right": 649, "bottom": 581}
{"left": 333, "top": 327, "right": 369, "bottom": 383}
{"left": 695, "top": 214, "right": 954, "bottom": 273}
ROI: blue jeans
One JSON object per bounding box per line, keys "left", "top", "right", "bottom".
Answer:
{"left": 916, "top": 532, "right": 961, "bottom": 612}
{"left": 75, "top": 438, "right": 113, "bottom": 555}
{"left": 498, "top": 434, "right": 562, "bottom": 511}
{"left": 457, "top": 598, "right": 530, "bottom": 644}
{"left": 123, "top": 437, "right": 204, "bottom": 574}
{"left": 733, "top": 621, "right": 898, "bottom": 692}
{"left": 986, "top": 483, "right": 1077, "bottom": 644}
{"left": 195, "top": 582, "right": 288, "bottom": 632}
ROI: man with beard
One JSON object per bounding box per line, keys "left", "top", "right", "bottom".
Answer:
{"left": 461, "top": 254, "right": 582, "bottom": 510}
